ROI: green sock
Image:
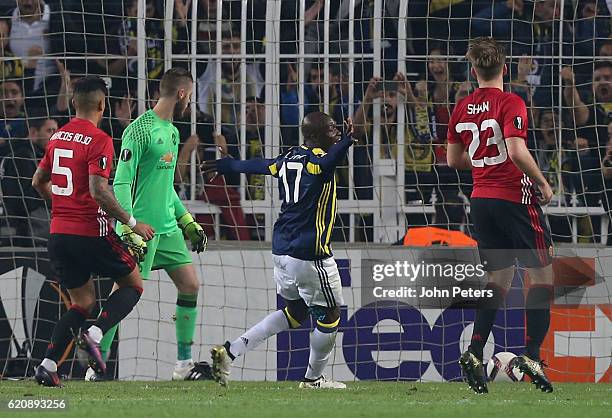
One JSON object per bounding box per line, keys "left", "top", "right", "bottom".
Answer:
{"left": 99, "top": 324, "right": 118, "bottom": 362}
{"left": 175, "top": 293, "right": 198, "bottom": 361}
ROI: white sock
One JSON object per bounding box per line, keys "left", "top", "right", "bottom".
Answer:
{"left": 304, "top": 329, "right": 337, "bottom": 380}
{"left": 87, "top": 325, "right": 103, "bottom": 344}
{"left": 176, "top": 359, "right": 193, "bottom": 369}
{"left": 229, "top": 310, "right": 289, "bottom": 358}
{"left": 41, "top": 358, "right": 57, "bottom": 372}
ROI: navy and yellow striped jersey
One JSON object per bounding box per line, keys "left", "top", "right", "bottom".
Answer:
{"left": 268, "top": 145, "right": 338, "bottom": 260}
{"left": 216, "top": 135, "right": 355, "bottom": 261}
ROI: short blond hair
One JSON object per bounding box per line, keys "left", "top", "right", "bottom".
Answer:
{"left": 466, "top": 37, "right": 506, "bottom": 81}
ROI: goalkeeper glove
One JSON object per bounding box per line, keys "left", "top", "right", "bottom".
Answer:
{"left": 177, "top": 212, "right": 207, "bottom": 253}
{"left": 119, "top": 224, "right": 148, "bottom": 263}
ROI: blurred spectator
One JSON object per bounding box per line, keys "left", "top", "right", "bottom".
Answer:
{"left": 0, "top": 80, "right": 27, "bottom": 157}
{"left": 420, "top": 43, "right": 461, "bottom": 151}
{"left": 352, "top": 75, "right": 404, "bottom": 200}
{"left": 509, "top": 54, "right": 535, "bottom": 106}
{"left": 600, "top": 37, "right": 612, "bottom": 56}
{"left": 118, "top": 0, "right": 163, "bottom": 80}
{"left": 602, "top": 123, "right": 612, "bottom": 221}
{"left": 280, "top": 61, "right": 349, "bottom": 138}
{"left": 197, "top": 32, "right": 264, "bottom": 132}
{"left": 174, "top": 0, "right": 265, "bottom": 55}
{"left": 174, "top": 117, "right": 250, "bottom": 240}
{"left": 280, "top": 0, "right": 329, "bottom": 67}
{"left": 92, "top": 0, "right": 189, "bottom": 97}
{"left": 332, "top": 0, "right": 400, "bottom": 79}
{"left": 531, "top": 109, "right": 595, "bottom": 240}
{"left": 566, "top": 134, "right": 601, "bottom": 241}
{"left": 46, "top": 59, "right": 72, "bottom": 116}
{"left": 473, "top": 0, "right": 567, "bottom": 108}
{"left": 533, "top": 109, "right": 570, "bottom": 199}
{"left": 307, "top": 62, "right": 352, "bottom": 195}
{"left": 242, "top": 96, "right": 266, "bottom": 200}
{"left": 473, "top": 1, "right": 539, "bottom": 52}
{"left": 308, "top": 62, "right": 349, "bottom": 119}
{"left": 0, "top": 18, "right": 24, "bottom": 80}
{"left": 572, "top": 0, "right": 610, "bottom": 57}
{"left": 0, "top": 116, "right": 57, "bottom": 246}
{"left": 9, "top": 0, "right": 55, "bottom": 91}
{"left": 426, "top": 0, "right": 486, "bottom": 54}
{"left": 174, "top": 0, "right": 236, "bottom": 55}
{"left": 353, "top": 73, "right": 468, "bottom": 226}
{"left": 102, "top": 94, "right": 137, "bottom": 155}
{"left": 576, "top": 61, "right": 611, "bottom": 147}
{"left": 604, "top": 122, "right": 612, "bottom": 180}
{"left": 560, "top": 65, "right": 590, "bottom": 128}
{"left": 198, "top": 156, "right": 251, "bottom": 240}
{"left": 21, "top": 59, "right": 77, "bottom": 125}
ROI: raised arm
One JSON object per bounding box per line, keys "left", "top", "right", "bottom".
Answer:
{"left": 352, "top": 77, "right": 382, "bottom": 141}
{"left": 308, "top": 134, "right": 356, "bottom": 174}
{"left": 561, "top": 67, "right": 589, "bottom": 126}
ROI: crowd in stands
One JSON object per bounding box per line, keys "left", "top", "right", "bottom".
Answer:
{"left": 0, "top": 0, "right": 610, "bottom": 246}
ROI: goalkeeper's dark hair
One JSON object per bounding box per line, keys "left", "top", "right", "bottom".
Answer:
{"left": 160, "top": 67, "right": 193, "bottom": 98}
{"left": 72, "top": 76, "right": 108, "bottom": 112}
{"left": 466, "top": 37, "right": 506, "bottom": 82}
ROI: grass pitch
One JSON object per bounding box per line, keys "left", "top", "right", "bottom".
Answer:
{"left": 0, "top": 380, "right": 609, "bottom": 418}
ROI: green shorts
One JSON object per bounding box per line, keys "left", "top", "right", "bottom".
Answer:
{"left": 140, "top": 228, "right": 192, "bottom": 279}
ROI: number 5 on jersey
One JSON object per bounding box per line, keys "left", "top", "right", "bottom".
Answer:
{"left": 51, "top": 148, "right": 74, "bottom": 196}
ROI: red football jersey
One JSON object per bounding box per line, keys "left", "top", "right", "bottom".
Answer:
{"left": 38, "top": 118, "right": 114, "bottom": 236}
{"left": 447, "top": 87, "right": 535, "bottom": 204}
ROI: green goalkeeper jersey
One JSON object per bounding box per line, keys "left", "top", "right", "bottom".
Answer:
{"left": 114, "top": 109, "right": 187, "bottom": 234}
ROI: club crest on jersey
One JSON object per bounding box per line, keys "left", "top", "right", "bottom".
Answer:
{"left": 514, "top": 116, "right": 523, "bottom": 129}
{"left": 160, "top": 152, "right": 175, "bottom": 164}
{"left": 98, "top": 156, "right": 107, "bottom": 170}
{"left": 120, "top": 149, "right": 132, "bottom": 162}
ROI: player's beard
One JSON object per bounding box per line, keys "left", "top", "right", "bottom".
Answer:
{"left": 173, "top": 99, "right": 189, "bottom": 119}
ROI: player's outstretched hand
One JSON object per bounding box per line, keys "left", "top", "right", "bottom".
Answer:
{"left": 537, "top": 182, "right": 554, "bottom": 205}
{"left": 201, "top": 146, "right": 233, "bottom": 179}
{"left": 344, "top": 117, "right": 356, "bottom": 142}
{"left": 201, "top": 159, "right": 219, "bottom": 177}
{"left": 133, "top": 222, "right": 155, "bottom": 241}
